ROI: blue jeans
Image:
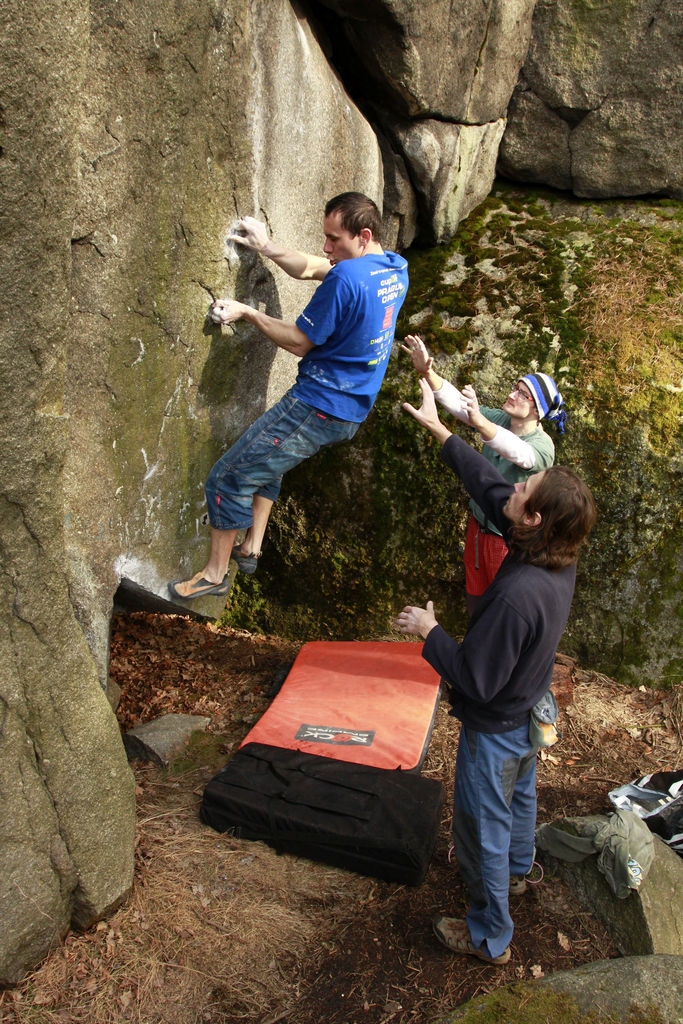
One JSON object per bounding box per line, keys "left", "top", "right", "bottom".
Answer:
{"left": 450, "top": 723, "right": 536, "bottom": 959}
{"left": 205, "top": 390, "right": 359, "bottom": 530}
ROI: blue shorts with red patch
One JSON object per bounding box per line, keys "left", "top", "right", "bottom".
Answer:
{"left": 205, "top": 390, "right": 359, "bottom": 530}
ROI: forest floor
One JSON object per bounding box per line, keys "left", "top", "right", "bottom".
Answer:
{"left": 1, "top": 612, "right": 681, "bottom": 1024}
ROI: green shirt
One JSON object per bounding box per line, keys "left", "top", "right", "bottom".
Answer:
{"left": 469, "top": 408, "right": 555, "bottom": 535}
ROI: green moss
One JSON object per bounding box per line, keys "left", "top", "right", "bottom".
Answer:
{"left": 441, "top": 983, "right": 665, "bottom": 1024}
{"left": 167, "top": 730, "right": 228, "bottom": 776}
{"left": 224, "top": 399, "right": 469, "bottom": 642}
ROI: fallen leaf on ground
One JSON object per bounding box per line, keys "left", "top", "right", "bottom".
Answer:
{"left": 32, "top": 989, "right": 55, "bottom": 1006}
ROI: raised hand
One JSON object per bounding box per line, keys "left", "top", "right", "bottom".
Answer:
{"left": 400, "top": 334, "right": 433, "bottom": 377}
{"left": 393, "top": 600, "right": 438, "bottom": 639}
{"left": 402, "top": 378, "right": 451, "bottom": 443}
{"left": 210, "top": 298, "right": 247, "bottom": 324}
{"left": 462, "top": 383, "right": 484, "bottom": 430}
{"left": 227, "top": 216, "right": 271, "bottom": 254}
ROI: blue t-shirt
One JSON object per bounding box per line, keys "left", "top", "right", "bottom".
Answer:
{"left": 293, "top": 251, "right": 408, "bottom": 422}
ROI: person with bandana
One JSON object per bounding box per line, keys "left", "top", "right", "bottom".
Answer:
{"left": 403, "top": 335, "right": 566, "bottom": 615}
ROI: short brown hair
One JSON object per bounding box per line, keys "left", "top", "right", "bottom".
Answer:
{"left": 325, "top": 192, "right": 382, "bottom": 243}
{"left": 508, "top": 466, "right": 596, "bottom": 569}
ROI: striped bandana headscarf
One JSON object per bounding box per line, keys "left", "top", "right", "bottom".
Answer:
{"left": 519, "top": 372, "right": 567, "bottom": 435}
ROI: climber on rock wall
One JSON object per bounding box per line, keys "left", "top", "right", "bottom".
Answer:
{"left": 169, "top": 191, "right": 408, "bottom": 598}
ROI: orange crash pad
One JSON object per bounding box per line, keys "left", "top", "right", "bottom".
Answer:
{"left": 241, "top": 641, "right": 442, "bottom": 771}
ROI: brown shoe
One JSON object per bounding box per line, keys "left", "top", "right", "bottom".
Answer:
{"left": 432, "top": 915, "right": 511, "bottom": 966}
{"left": 168, "top": 573, "right": 230, "bottom": 600}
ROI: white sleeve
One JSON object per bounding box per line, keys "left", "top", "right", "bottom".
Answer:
{"left": 433, "top": 379, "right": 470, "bottom": 424}
{"left": 483, "top": 424, "right": 537, "bottom": 469}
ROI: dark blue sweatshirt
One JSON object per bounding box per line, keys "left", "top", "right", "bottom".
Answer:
{"left": 422, "top": 434, "right": 576, "bottom": 733}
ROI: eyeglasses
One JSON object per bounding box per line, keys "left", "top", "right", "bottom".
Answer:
{"left": 510, "top": 384, "right": 534, "bottom": 402}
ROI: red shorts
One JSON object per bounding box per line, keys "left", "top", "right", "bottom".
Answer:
{"left": 463, "top": 515, "right": 509, "bottom": 596}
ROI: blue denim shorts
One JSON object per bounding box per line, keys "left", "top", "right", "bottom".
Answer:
{"left": 205, "top": 390, "right": 360, "bottom": 530}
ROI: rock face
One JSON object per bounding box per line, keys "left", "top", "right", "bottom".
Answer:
{"left": 392, "top": 118, "right": 507, "bottom": 244}
{"left": 0, "top": 0, "right": 135, "bottom": 985}
{"left": 499, "top": 0, "right": 683, "bottom": 198}
{"left": 2, "top": 0, "right": 386, "bottom": 985}
{"left": 67, "top": 0, "right": 384, "bottom": 684}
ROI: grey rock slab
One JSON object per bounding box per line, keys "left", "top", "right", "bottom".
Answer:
{"left": 438, "top": 956, "right": 683, "bottom": 1023}
{"left": 501, "top": 0, "right": 683, "bottom": 198}
{"left": 497, "top": 87, "right": 572, "bottom": 190}
{"left": 540, "top": 955, "right": 683, "bottom": 1024}
{"left": 124, "top": 714, "right": 212, "bottom": 767}
{"left": 393, "top": 118, "right": 506, "bottom": 244}
{"left": 62, "top": 0, "right": 384, "bottom": 697}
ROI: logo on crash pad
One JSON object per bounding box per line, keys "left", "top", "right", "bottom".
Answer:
{"left": 295, "top": 724, "right": 375, "bottom": 746}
